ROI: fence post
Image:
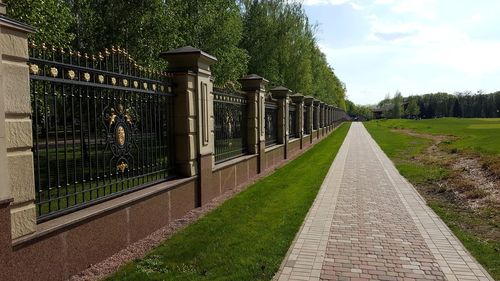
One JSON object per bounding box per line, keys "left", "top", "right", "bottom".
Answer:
{"left": 290, "top": 94, "right": 304, "bottom": 149}
{"left": 239, "top": 74, "right": 267, "bottom": 173}
{"left": 270, "top": 86, "right": 291, "bottom": 159}
{"left": 161, "top": 46, "right": 217, "bottom": 206}
{"left": 0, "top": 7, "right": 36, "bottom": 241}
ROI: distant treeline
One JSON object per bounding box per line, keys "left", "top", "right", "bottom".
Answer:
{"left": 378, "top": 91, "right": 500, "bottom": 119}
{"left": 7, "top": 0, "right": 346, "bottom": 107}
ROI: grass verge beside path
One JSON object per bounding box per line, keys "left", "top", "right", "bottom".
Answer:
{"left": 106, "top": 123, "right": 351, "bottom": 281}
{"left": 364, "top": 119, "right": 499, "bottom": 280}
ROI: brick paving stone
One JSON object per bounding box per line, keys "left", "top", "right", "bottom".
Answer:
{"left": 273, "top": 123, "right": 494, "bottom": 281}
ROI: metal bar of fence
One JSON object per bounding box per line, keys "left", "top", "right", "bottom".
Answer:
{"left": 265, "top": 101, "right": 278, "bottom": 146}
{"left": 289, "top": 104, "right": 298, "bottom": 139}
{"left": 213, "top": 88, "right": 248, "bottom": 164}
{"left": 29, "top": 43, "right": 176, "bottom": 222}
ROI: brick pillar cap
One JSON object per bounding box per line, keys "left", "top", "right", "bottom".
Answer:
{"left": 304, "top": 96, "right": 314, "bottom": 105}
{"left": 290, "top": 93, "right": 305, "bottom": 103}
{"left": 238, "top": 74, "right": 269, "bottom": 91}
{"left": 160, "top": 46, "right": 217, "bottom": 72}
{"left": 270, "top": 86, "right": 292, "bottom": 99}
{"left": 0, "top": 14, "right": 36, "bottom": 32}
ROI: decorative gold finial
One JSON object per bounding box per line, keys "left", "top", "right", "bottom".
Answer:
{"left": 98, "top": 75, "right": 105, "bottom": 84}
{"left": 41, "top": 43, "right": 47, "bottom": 50}
{"left": 29, "top": 64, "right": 40, "bottom": 75}
{"left": 49, "top": 67, "right": 58, "bottom": 78}
{"left": 104, "top": 48, "right": 110, "bottom": 56}
{"left": 83, "top": 73, "right": 91, "bottom": 82}
{"left": 67, "top": 70, "right": 76, "bottom": 80}
{"left": 59, "top": 47, "right": 65, "bottom": 54}
{"left": 117, "top": 162, "right": 128, "bottom": 173}
{"left": 98, "top": 52, "right": 104, "bottom": 60}
{"left": 116, "top": 126, "right": 126, "bottom": 146}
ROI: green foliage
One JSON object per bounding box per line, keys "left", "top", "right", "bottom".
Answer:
{"left": 392, "top": 91, "right": 403, "bottom": 118}
{"left": 346, "top": 100, "right": 373, "bottom": 120}
{"left": 106, "top": 124, "right": 350, "bottom": 281}
{"left": 7, "top": 0, "right": 345, "bottom": 102}
{"left": 239, "top": 0, "right": 345, "bottom": 106}
{"left": 375, "top": 91, "right": 499, "bottom": 119}
{"left": 405, "top": 96, "right": 420, "bottom": 117}
{"left": 6, "top": 0, "right": 74, "bottom": 46}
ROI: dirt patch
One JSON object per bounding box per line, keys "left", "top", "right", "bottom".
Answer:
{"left": 391, "top": 129, "right": 499, "bottom": 211}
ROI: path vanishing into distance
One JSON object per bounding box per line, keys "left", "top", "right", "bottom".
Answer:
{"left": 275, "top": 123, "right": 494, "bottom": 281}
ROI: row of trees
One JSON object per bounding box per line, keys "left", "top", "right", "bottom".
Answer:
{"left": 345, "top": 100, "right": 374, "bottom": 120}
{"left": 6, "top": 0, "right": 346, "bottom": 107}
{"left": 378, "top": 91, "right": 500, "bottom": 119}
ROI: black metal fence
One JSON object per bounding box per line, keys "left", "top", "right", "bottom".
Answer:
{"left": 29, "top": 43, "right": 175, "bottom": 222}
{"left": 313, "top": 107, "right": 318, "bottom": 130}
{"left": 303, "top": 107, "right": 309, "bottom": 134}
{"left": 265, "top": 100, "right": 278, "bottom": 146}
{"left": 289, "top": 103, "right": 298, "bottom": 138}
{"left": 213, "top": 88, "right": 248, "bottom": 163}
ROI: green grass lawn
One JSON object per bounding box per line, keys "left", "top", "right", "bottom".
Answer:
{"left": 106, "top": 123, "right": 350, "bottom": 281}
{"left": 371, "top": 118, "right": 500, "bottom": 155}
{"left": 365, "top": 118, "right": 500, "bottom": 280}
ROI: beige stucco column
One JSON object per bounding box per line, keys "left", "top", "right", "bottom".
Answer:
{"left": 239, "top": 74, "right": 267, "bottom": 173}
{"left": 0, "top": 9, "right": 36, "bottom": 239}
{"left": 270, "top": 86, "right": 291, "bottom": 159}
{"left": 290, "top": 94, "right": 304, "bottom": 149}
{"left": 161, "top": 46, "right": 217, "bottom": 206}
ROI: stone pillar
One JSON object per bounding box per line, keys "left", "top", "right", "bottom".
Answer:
{"left": 290, "top": 94, "right": 304, "bottom": 149}
{"left": 270, "top": 86, "right": 291, "bottom": 159}
{"left": 304, "top": 96, "right": 314, "bottom": 144}
{"left": 313, "top": 100, "right": 320, "bottom": 139}
{"left": 239, "top": 74, "right": 267, "bottom": 173}
{"left": 0, "top": 8, "right": 36, "bottom": 240}
{"left": 161, "top": 46, "right": 217, "bottom": 206}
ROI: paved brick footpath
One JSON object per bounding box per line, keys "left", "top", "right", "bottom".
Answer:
{"left": 274, "top": 123, "right": 493, "bottom": 281}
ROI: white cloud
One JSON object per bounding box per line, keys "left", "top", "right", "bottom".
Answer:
{"left": 307, "top": 0, "right": 500, "bottom": 104}
{"left": 301, "top": 0, "right": 364, "bottom": 10}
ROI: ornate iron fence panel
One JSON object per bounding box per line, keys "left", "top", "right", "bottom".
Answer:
{"left": 313, "top": 107, "right": 318, "bottom": 130}
{"left": 213, "top": 88, "right": 248, "bottom": 163}
{"left": 265, "top": 101, "right": 278, "bottom": 146}
{"left": 289, "top": 103, "right": 298, "bottom": 139}
{"left": 303, "top": 107, "right": 309, "bottom": 134}
{"left": 29, "top": 43, "right": 175, "bottom": 222}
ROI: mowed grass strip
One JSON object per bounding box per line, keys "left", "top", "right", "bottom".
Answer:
{"left": 106, "top": 123, "right": 350, "bottom": 281}
{"left": 364, "top": 119, "right": 500, "bottom": 280}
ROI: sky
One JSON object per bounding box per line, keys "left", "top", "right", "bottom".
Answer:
{"left": 300, "top": 0, "right": 500, "bottom": 105}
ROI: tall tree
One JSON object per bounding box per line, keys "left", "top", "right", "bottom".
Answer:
{"left": 6, "top": 0, "right": 74, "bottom": 46}
{"left": 392, "top": 91, "right": 403, "bottom": 118}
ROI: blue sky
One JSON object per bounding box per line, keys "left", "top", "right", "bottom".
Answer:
{"left": 300, "top": 0, "right": 500, "bottom": 105}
